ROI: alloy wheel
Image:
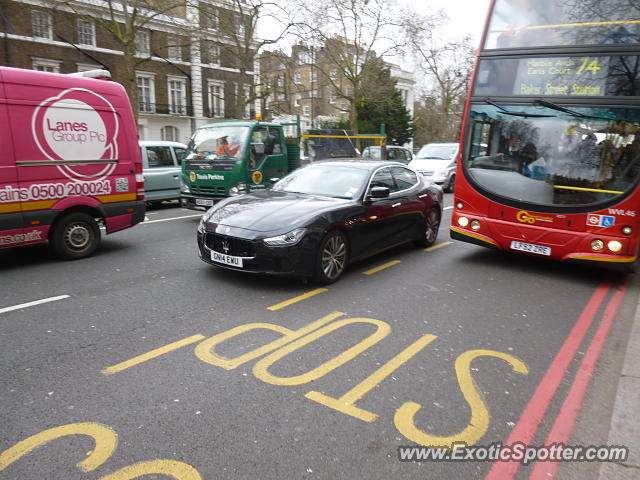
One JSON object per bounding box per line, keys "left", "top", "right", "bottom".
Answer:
{"left": 321, "top": 234, "right": 347, "bottom": 280}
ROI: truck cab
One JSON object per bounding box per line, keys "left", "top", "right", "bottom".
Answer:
{"left": 180, "top": 120, "right": 298, "bottom": 210}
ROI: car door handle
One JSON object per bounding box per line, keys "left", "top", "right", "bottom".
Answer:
{"left": 173, "top": 175, "right": 179, "bottom": 178}
{"left": 392, "top": 202, "right": 402, "bottom": 208}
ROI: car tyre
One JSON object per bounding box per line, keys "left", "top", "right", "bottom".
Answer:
{"left": 314, "top": 230, "right": 349, "bottom": 284}
{"left": 50, "top": 212, "right": 101, "bottom": 260}
{"left": 415, "top": 207, "right": 441, "bottom": 248}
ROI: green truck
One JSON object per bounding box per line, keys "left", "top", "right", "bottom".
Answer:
{"left": 180, "top": 119, "right": 301, "bottom": 210}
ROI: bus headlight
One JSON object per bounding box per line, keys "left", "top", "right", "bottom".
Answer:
{"left": 622, "top": 225, "right": 632, "bottom": 235}
{"left": 470, "top": 220, "right": 481, "bottom": 231}
{"left": 607, "top": 240, "right": 623, "bottom": 253}
{"left": 590, "top": 239, "right": 604, "bottom": 251}
{"left": 456, "top": 202, "right": 464, "bottom": 210}
{"left": 458, "top": 216, "right": 469, "bottom": 227}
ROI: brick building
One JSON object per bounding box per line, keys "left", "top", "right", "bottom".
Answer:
{"left": 0, "top": 0, "right": 259, "bottom": 143}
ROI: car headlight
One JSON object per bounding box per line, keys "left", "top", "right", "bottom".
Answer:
{"left": 180, "top": 179, "right": 190, "bottom": 193}
{"left": 263, "top": 228, "right": 307, "bottom": 246}
{"left": 197, "top": 214, "right": 206, "bottom": 232}
{"left": 229, "top": 182, "right": 247, "bottom": 196}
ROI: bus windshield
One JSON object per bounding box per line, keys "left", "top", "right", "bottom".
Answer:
{"left": 485, "top": 0, "right": 640, "bottom": 49}
{"left": 465, "top": 104, "right": 640, "bottom": 208}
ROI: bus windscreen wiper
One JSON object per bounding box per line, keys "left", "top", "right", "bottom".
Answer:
{"left": 534, "top": 99, "right": 627, "bottom": 123}
{"left": 484, "top": 98, "right": 554, "bottom": 118}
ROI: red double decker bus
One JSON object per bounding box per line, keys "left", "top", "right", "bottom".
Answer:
{"left": 451, "top": 0, "right": 640, "bottom": 267}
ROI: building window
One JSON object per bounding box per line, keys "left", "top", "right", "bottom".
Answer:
{"left": 329, "top": 69, "right": 338, "bottom": 81}
{"left": 136, "top": 30, "right": 150, "bottom": 56}
{"left": 208, "top": 81, "right": 225, "bottom": 118}
{"left": 310, "top": 88, "right": 319, "bottom": 98}
{"left": 32, "top": 57, "right": 60, "bottom": 73}
{"left": 276, "top": 75, "right": 284, "bottom": 88}
{"left": 167, "top": 37, "right": 181, "bottom": 61}
{"left": 168, "top": 77, "right": 187, "bottom": 115}
{"left": 243, "top": 85, "right": 252, "bottom": 119}
{"left": 302, "top": 105, "right": 311, "bottom": 116}
{"left": 137, "top": 73, "right": 155, "bottom": 113}
{"left": 329, "top": 88, "right": 337, "bottom": 104}
{"left": 340, "top": 102, "right": 349, "bottom": 112}
{"left": 236, "top": 14, "right": 245, "bottom": 38}
{"left": 161, "top": 126, "right": 179, "bottom": 142}
{"left": 202, "top": 41, "right": 220, "bottom": 65}
{"left": 205, "top": 6, "right": 218, "bottom": 29}
{"left": 309, "top": 70, "right": 317, "bottom": 83}
{"left": 294, "top": 72, "right": 301, "bottom": 84}
{"left": 77, "top": 19, "right": 95, "bottom": 46}
{"left": 294, "top": 94, "right": 301, "bottom": 107}
{"left": 277, "top": 92, "right": 285, "bottom": 101}
{"left": 32, "top": 10, "right": 52, "bottom": 40}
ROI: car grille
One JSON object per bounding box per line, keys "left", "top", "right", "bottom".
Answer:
{"left": 206, "top": 234, "right": 255, "bottom": 257}
{"left": 192, "top": 185, "right": 226, "bottom": 195}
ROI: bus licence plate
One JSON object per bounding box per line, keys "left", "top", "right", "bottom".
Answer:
{"left": 510, "top": 241, "right": 551, "bottom": 256}
{"left": 211, "top": 251, "right": 243, "bottom": 268}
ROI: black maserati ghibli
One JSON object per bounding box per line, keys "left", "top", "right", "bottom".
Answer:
{"left": 197, "top": 160, "right": 443, "bottom": 283}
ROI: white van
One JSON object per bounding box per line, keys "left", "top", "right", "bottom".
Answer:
{"left": 140, "top": 140, "right": 187, "bottom": 204}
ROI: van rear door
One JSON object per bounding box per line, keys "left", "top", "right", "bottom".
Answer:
{"left": 0, "top": 72, "right": 24, "bottom": 249}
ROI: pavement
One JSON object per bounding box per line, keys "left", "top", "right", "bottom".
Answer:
{"left": 599, "top": 294, "right": 640, "bottom": 479}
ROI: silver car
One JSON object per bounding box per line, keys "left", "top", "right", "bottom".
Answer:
{"left": 409, "top": 143, "right": 459, "bottom": 192}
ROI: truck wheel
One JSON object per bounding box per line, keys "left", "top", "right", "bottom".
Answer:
{"left": 50, "top": 213, "right": 101, "bottom": 260}
{"left": 314, "top": 230, "right": 349, "bottom": 284}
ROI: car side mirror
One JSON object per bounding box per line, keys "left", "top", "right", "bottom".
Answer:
{"left": 269, "top": 177, "right": 280, "bottom": 187}
{"left": 369, "top": 186, "right": 390, "bottom": 199}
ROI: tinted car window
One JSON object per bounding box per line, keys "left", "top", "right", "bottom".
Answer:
{"left": 146, "top": 146, "right": 174, "bottom": 167}
{"left": 369, "top": 167, "right": 397, "bottom": 193}
{"left": 390, "top": 167, "right": 418, "bottom": 190}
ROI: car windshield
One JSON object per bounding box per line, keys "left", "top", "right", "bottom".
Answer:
{"left": 465, "top": 104, "right": 640, "bottom": 208}
{"left": 186, "top": 126, "right": 249, "bottom": 160}
{"left": 416, "top": 145, "right": 457, "bottom": 160}
{"left": 273, "top": 164, "right": 369, "bottom": 199}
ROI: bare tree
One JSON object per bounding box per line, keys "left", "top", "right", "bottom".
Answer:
{"left": 287, "top": 0, "right": 428, "bottom": 132}
{"left": 405, "top": 12, "right": 476, "bottom": 143}
{"left": 201, "top": 0, "right": 299, "bottom": 118}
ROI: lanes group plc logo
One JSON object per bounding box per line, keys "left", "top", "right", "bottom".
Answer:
{"left": 516, "top": 210, "right": 554, "bottom": 224}
{"left": 32, "top": 88, "right": 119, "bottom": 181}
{"left": 190, "top": 171, "right": 197, "bottom": 182}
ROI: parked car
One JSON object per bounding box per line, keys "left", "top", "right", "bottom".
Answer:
{"left": 409, "top": 142, "right": 459, "bottom": 192}
{"left": 361, "top": 145, "right": 413, "bottom": 164}
{"left": 140, "top": 140, "right": 188, "bottom": 204}
{"left": 197, "top": 160, "right": 443, "bottom": 284}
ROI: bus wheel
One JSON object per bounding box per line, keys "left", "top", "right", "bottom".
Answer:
{"left": 50, "top": 213, "right": 101, "bottom": 260}
{"left": 415, "top": 207, "right": 440, "bottom": 248}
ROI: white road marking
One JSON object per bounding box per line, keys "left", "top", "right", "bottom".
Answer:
{"left": 142, "top": 214, "right": 202, "bottom": 224}
{"left": 444, "top": 206, "right": 453, "bottom": 210}
{"left": 0, "top": 295, "right": 70, "bottom": 315}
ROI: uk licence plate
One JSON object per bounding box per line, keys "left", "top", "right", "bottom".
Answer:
{"left": 196, "top": 199, "right": 214, "bottom": 206}
{"left": 510, "top": 241, "right": 551, "bottom": 256}
{"left": 211, "top": 251, "right": 243, "bottom": 268}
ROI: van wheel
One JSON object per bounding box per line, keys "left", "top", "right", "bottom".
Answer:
{"left": 50, "top": 213, "right": 101, "bottom": 260}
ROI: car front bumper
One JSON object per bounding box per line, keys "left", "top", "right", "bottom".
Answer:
{"left": 197, "top": 229, "right": 318, "bottom": 277}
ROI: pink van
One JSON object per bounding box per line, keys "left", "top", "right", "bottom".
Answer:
{"left": 0, "top": 67, "right": 145, "bottom": 259}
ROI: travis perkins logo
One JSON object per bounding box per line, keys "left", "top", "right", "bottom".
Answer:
{"left": 32, "top": 88, "right": 119, "bottom": 181}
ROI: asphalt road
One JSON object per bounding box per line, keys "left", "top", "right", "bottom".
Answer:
{"left": 0, "top": 195, "right": 637, "bottom": 480}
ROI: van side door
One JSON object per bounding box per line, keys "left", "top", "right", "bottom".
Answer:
{"left": 0, "top": 74, "right": 24, "bottom": 248}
